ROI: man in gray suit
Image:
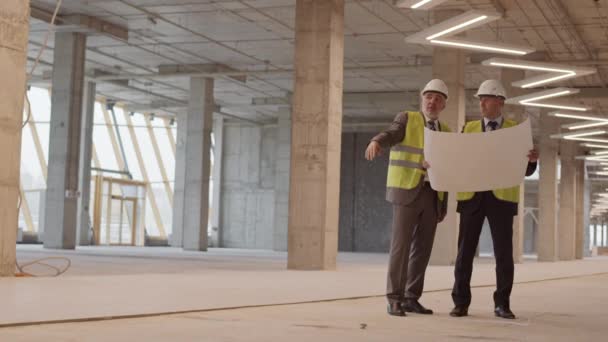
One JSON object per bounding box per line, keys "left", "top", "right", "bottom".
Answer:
{"left": 365, "top": 79, "right": 451, "bottom": 317}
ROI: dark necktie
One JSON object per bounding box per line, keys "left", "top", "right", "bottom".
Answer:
{"left": 487, "top": 120, "right": 498, "bottom": 131}
{"left": 428, "top": 120, "right": 436, "bottom": 131}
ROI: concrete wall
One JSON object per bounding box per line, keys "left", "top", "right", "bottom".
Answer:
{"left": 219, "top": 127, "right": 542, "bottom": 255}
{"left": 220, "top": 128, "right": 393, "bottom": 252}
{"left": 220, "top": 124, "right": 275, "bottom": 249}
{"left": 339, "top": 132, "right": 392, "bottom": 252}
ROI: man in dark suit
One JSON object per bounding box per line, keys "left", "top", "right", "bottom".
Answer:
{"left": 450, "top": 80, "right": 538, "bottom": 320}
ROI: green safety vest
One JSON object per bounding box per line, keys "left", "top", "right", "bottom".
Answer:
{"left": 386, "top": 111, "right": 451, "bottom": 201}
{"left": 456, "top": 119, "right": 520, "bottom": 203}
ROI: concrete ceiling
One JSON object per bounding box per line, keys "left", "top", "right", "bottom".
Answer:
{"left": 25, "top": 0, "right": 608, "bottom": 185}
{"left": 26, "top": 0, "right": 608, "bottom": 117}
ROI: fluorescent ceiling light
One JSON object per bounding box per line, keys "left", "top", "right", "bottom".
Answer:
{"left": 582, "top": 144, "right": 608, "bottom": 149}
{"left": 581, "top": 155, "right": 608, "bottom": 161}
{"left": 564, "top": 132, "right": 605, "bottom": 140}
{"left": 482, "top": 58, "right": 596, "bottom": 89}
{"left": 593, "top": 150, "right": 608, "bottom": 155}
{"left": 521, "top": 73, "right": 575, "bottom": 88}
{"left": 404, "top": 10, "right": 535, "bottom": 56}
{"left": 566, "top": 122, "right": 608, "bottom": 130}
{"left": 426, "top": 16, "right": 487, "bottom": 40}
{"left": 395, "top": 0, "right": 450, "bottom": 10}
{"left": 507, "top": 88, "right": 589, "bottom": 112}
{"left": 572, "top": 138, "right": 608, "bottom": 144}
{"left": 484, "top": 60, "right": 572, "bottom": 73}
{"left": 524, "top": 103, "right": 588, "bottom": 111}
{"left": 549, "top": 112, "right": 608, "bottom": 122}
{"left": 562, "top": 130, "right": 606, "bottom": 139}
{"left": 522, "top": 90, "right": 573, "bottom": 102}
{"left": 429, "top": 39, "right": 530, "bottom": 55}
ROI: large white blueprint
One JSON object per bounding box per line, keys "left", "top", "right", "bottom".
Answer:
{"left": 423, "top": 118, "right": 533, "bottom": 192}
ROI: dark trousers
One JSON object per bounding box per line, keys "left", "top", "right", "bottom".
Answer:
{"left": 386, "top": 184, "right": 439, "bottom": 304}
{"left": 452, "top": 194, "right": 515, "bottom": 308}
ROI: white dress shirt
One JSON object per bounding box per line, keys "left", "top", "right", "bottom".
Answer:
{"left": 483, "top": 115, "right": 504, "bottom": 131}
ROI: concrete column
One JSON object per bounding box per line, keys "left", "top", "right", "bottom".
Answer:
{"left": 0, "top": 1, "right": 29, "bottom": 276}
{"left": 274, "top": 107, "right": 291, "bottom": 251}
{"left": 502, "top": 68, "right": 526, "bottom": 263}
{"left": 429, "top": 11, "right": 466, "bottom": 266}
{"left": 288, "top": 0, "right": 344, "bottom": 270}
{"left": 575, "top": 159, "right": 585, "bottom": 259}
{"left": 584, "top": 181, "right": 591, "bottom": 256}
{"left": 538, "top": 110, "right": 559, "bottom": 261}
{"left": 171, "top": 109, "right": 187, "bottom": 247}
{"left": 210, "top": 117, "right": 224, "bottom": 247}
{"left": 558, "top": 140, "right": 577, "bottom": 260}
{"left": 591, "top": 223, "right": 596, "bottom": 247}
{"left": 175, "top": 77, "right": 214, "bottom": 251}
{"left": 76, "top": 81, "right": 96, "bottom": 246}
{"left": 44, "top": 32, "right": 87, "bottom": 249}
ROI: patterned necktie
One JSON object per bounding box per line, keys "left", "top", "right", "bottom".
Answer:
{"left": 428, "top": 120, "right": 436, "bottom": 131}
{"left": 487, "top": 120, "right": 498, "bottom": 131}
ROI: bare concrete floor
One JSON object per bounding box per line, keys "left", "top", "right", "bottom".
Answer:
{"left": 3, "top": 245, "right": 608, "bottom": 341}
{"left": 1, "top": 273, "right": 607, "bottom": 341}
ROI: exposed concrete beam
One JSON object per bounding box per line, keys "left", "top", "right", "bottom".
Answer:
{"left": 31, "top": 6, "right": 128, "bottom": 40}
{"left": 91, "top": 63, "right": 437, "bottom": 82}
{"left": 159, "top": 64, "right": 247, "bottom": 83}
{"left": 252, "top": 96, "right": 291, "bottom": 106}
{"left": 123, "top": 102, "right": 263, "bottom": 125}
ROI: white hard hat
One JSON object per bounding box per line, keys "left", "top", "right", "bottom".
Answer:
{"left": 421, "top": 79, "right": 448, "bottom": 99}
{"left": 475, "top": 79, "right": 507, "bottom": 99}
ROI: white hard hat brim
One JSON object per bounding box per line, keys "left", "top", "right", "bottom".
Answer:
{"left": 475, "top": 93, "right": 506, "bottom": 99}
{"left": 421, "top": 90, "right": 448, "bottom": 99}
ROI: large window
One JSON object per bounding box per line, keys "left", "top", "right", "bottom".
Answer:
{"left": 18, "top": 87, "right": 215, "bottom": 242}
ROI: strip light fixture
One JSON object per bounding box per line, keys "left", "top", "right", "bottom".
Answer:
{"left": 564, "top": 121, "right": 608, "bottom": 130}
{"left": 482, "top": 58, "right": 596, "bottom": 89}
{"left": 550, "top": 129, "right": 606, "bottom": 140}
{"left": 429, "top": 38, "right": 531, "bottom": 55}
{"left": 395, "top": 0, "right": 450, "bottom": 10}
{"left": 570, "top": 138, "right": 608, "bottom": 144}
{"left": 549, "top": 112, "right": 608, "bottom": 122}
{"left": 506, "top": 88, "right": 589, "bottom": 112}
{"left": 576, "top": 154, "right": 608, "bottom": 161}
{"left": 404, "top": 10, "right": 535, "bottom": 56}
{"left": 582, "top": 143, "right": 608, "bottom": 149}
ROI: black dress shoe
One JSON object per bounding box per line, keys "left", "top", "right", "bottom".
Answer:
{"left": 449, "top": 305, "right": 468, "bottom": 317}
{"left": 401, "top": 299, "right": 433, "bottom": 314}
{"left": 494, "top": 306, "right": 516, "bottom": 319}
{"left": 387, "top": 302, "right": 406, "bottom": 316}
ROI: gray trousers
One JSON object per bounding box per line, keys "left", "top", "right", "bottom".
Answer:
{"left": 386, "top": 183, "right": 439, "bottom": 304}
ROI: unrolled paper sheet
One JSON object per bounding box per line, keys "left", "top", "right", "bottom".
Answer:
{"left": 423, "top": 118, "right": 533, "bottom": 192}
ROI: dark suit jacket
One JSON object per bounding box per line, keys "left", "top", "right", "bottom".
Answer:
{"left": 456, "top": 162, "right": 537, "bottom": 216}
{"left": 456, "top": 118, "right": 537, "bottom": 216}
